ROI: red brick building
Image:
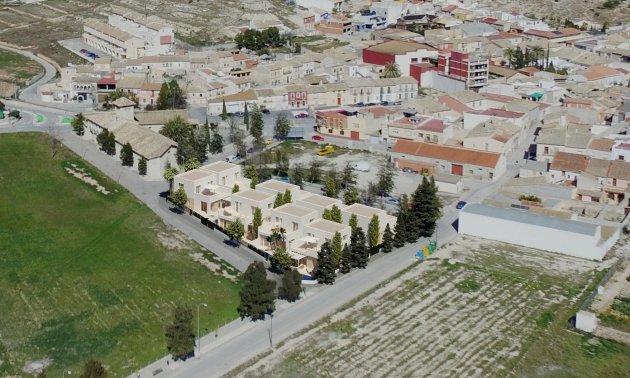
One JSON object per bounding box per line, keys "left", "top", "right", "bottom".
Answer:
{"left": 437, "top": 50, "right": 489, "bottom": 89}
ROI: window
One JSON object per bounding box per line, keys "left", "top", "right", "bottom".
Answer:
{"left": 195, "top": 185, "right": 200, "bottom": 193}
{"left": 251, "top": 206, "right": 256, "bottom": 214}
{"left": 201, "top": 201, "right": 207, "bottom": 212}
{"left": 235, "top": 202, "right": 239, "bottom": 212}
{"left": 411, "top": 58, "right": 418, "bottom": 63}
{"left": 469, "top": 170, "right": 474, "bottom": 174}
{"left": 619, "top": 155, "right": 625, "bottom": 161}
{"left": 293, "top": 222, "right": 299, "bottom": 232}
{"left": 544, "top": 146, "right": 549, "bottom": 154}
{"left": 179, "top": 183, "right": 184, "bottom": 189}
{"left": 340, "top": 130, "right": 345, "bottom": 135}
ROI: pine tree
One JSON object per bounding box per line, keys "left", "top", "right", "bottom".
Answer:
{"left": 368, "top": 215, "right": 380, "bottom": 253}
{"left": 238, "top": 261, "right": 276, "bottom": 321}
{"left": 349, "top": 213, "right": 358, "bottom": 234}
{"left": 330, "top": 204, "right": 342, "bottom": 223}
{"left": 209, "top": 131, "right": 224, "bottom": 154}
{"left": 331, "top": 231, "right": 342, "bottom": 267}
{"left": 138, "top": 157, "right": 147, "bottom": 176}
{"left": 71, "top": 113, "right": 85, "bottom": 136}
{"left": 343, "top": 188, "right": 360, "bottom": 205}
{"left": 120, "top": 142, "right": 134, "bottom": 167}
{"left": 381, "top": 223, "right": 393, "bottom": 253}
{"left": 273, "top": 193, "right": 284, "bottom": 208}
{"left": 164, "top": 305, "right": 195, "bottom": 360}
{"left": 324, "top": 176, "right": 337, "bottom": 198}
{"left": 315, "top": 241, "right": 336, "bottom": 284}
{"left": 351, "top": 227, "right": 369, "bottom": 269}
{"left": 274, "top": 112, "right": 291, "bottom": 140}
{"left": 393, "top": 210, "right": 407, "bottom": 248}
{"left": 410, "top": 176, "right": 442, "bottom": 239}
{"left": 282, "top": 189, "right": 292, "bottom": 204}
{"left": 250, "top": 108, "right": 265, "bottom": 149}
{"left": 290, "top": 162, "right": 304, "bottom": 188}
{"left": 340, "top": 244, "right": 352, "bottom": 273}
{"left": 340, "top": 162, "right": 357, "bottom": 190}
{"left": 278, "top": 269, "right": 302, "bottom": 302}
{"left": 252, "top": 207, "right": 262, "bottom": 238}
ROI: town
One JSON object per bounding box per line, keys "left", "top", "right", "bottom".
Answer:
{"left": 0, "top": 0, "right": 629, "bottom": 377}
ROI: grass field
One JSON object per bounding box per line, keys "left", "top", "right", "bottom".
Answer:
{"left": 238, "top": 236, "right": 630, "bottom": 377}
{"left": 0, "top": 50, "right": 43, "bottom": 85}
{"left": 0, "top": 133, "right": 241, "bottom": 376}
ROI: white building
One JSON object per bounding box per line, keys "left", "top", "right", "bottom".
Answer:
{"left": 459, "top": 204, "right": 620, "bottom": 261}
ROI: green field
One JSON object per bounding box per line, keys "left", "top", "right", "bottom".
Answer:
{"left": 0, "top": 50, "right": 43, "bottom": 85}
{"left": 0, "top": 133, "right": 241, "bottom": 376}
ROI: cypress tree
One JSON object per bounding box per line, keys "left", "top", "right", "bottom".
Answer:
{"left": 351, "top": 227, "right": 369, "bottom": 269}
{"left": 381, "top": 223, "right": 393, "bottom": 253}
{"left": 282, "top": 189, "right": 292, "bottom": 204}
{"left": 315, "top": 241, "right": 336, "bottom": 285}
{"left": 368, "top": 215, "right": 380, "bottom": 253}
{"left": 273, "top": 193, "right": 284, "bottom": 208}
{"left": 340, "top": 244, "right": 352, "bottom": 273}
{"left": 330, "top": 204, "right": 342, "bottom": 223}
{"left": 221, "top": 99, "right": 228, "bottom": 121}
{"left": 138, "top": 157, "right": 147, "bottom": 176}
{"left": 349, "top": 213, "right": 358, "bottom": 234}
{"left": 331, "top": 231, "right": 342, "bottom": 267}
{"left": 394, "top": 210, "right": 408, "bottom": 248}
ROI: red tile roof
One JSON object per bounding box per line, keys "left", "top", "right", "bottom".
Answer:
{"left": 393, "top": 140, "right": 501, "bottom": 168}
{"left": 97, "top": 77, "right": 117, "bottom": 85}
{"left": 479, "top": 108, "right": 524, "bottom": 119}
{"left": 550, "top": 151, "right": 589, "bottom": 173}
{"left": 437, "top": 95, "right": 472, "bottom": 114}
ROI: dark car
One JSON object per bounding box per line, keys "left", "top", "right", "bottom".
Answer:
{"left": 234, "top": 111, "right": 245, "bottom": 117}
{"left": 262, "top": 108, "right": 270, "bottom": 114}
{"left": 456, "top": 201, "right": 467, "bottom": 209}
{"left": 384, "top": 197, "right": 400, "bottom": 206}
{"left": 247, "top": 147, "right": 254, "bottom": 153}
{"left": 312, "top": 135, "right": 324, "bottom": 141}
{"left": 294, "top": 113, "right": 308, "bottom": 119}
{"left": 80, "top": 48, "right": 88, "bottom": 53}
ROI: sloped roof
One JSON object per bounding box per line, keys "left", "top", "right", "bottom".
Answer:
{"left": 135, "top": 110, "right": 188, "bottom": 126}
{"left": 608, "top": 160, "right": 630, "bottom": 181}
{"left": 588, "top": 138, "right": 615, "bottom": 152}
{"left": 85, "top": 112, "right": 176, "bottom": 159}
{"left": 393, "top": 140, "right": 501, "bottom": 168}
{"left": 550, "top": 151, "right": 589, "bottom": 173}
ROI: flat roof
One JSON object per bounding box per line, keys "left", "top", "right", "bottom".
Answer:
{"left": 462, "top": 204, "right": 598, "bottom": 236}
{"left": 257, "top": 179, "right": 298, "bottom": 193}
{"left": 200, "top": 161, "right": 238, "bottom": 173}
{"left": 298, "top": 193, "right": 340, "bottom": 207}
{"left": 275, "top": 203, "right": 316, "bottom": 218}
{"left": 176, "top": 169, "right": 210, "bottom": 181}
{"left": 235, "top": 189, "right": 274, "bottom": 202}
{"left": 308, "top": 219, "right": 349, "bottom": 234}
{"left": 343, "top": 203, "right": 383, "bottom": 218}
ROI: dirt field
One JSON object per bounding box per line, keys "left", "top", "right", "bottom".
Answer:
{"left": 0, "top": 49, "right": 43, "bottom": 85}
{"left": 236, "top": 236, "right": 607, "bottom": 377}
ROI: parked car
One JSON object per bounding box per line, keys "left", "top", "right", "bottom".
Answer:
{"left": 355, "top": 102, "right": 365, "bottom": 107}
{"left": 381, "top": 101, "right": 389, "bottom": 106}
{"left": 234, "top": 111, "right": 245, "bottom": 117}
{"left": 246, "top": 147, "right": 254, "bottom": 153}
{"left": 311, "top": 135, "right": 324, "bottom": 141}
{"left": 384, "top": 197, "right": 400, "bottom": 206}
{"left": 80, "top": 49, "right": 88, "bottom": 53}
{"left": 316, "top": 145, "right": 335, "bottom": 156}
{"left": 262, "top": 108, "right": 270, "bottom": 114}
{"left": 456, "top": 201, "right": 467, "bottom": 209}
{"left": 225, "top": 155, "right": 238, "bottom": 163}
{"left": 294, "top": 113, "right": 308, "bottom": 119}
{"left": 265, "top": 138, "right": 273, "bottom": 145}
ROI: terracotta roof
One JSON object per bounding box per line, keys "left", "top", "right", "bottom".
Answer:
{"left": 586, "top": 158, "right": 610, "bottom": 177}
{"left": 582, "top": 65, "right": 623, "bottom": 81}
{"left": 364, "top": 40, "right": 434, "bottom": 56}
{"left": 608, "top": 160, "right": 630, "bottom": 181}
{"left": 480, "top": 108, "right": 524, "bottom": 119}
{"left": 418, "top": 119, "right": 448, "bottom": 132}
{"left": 437, "top": 95, "right": 472, "bottom": 114}
{"left": 550, "top": 151, "right": 589, "bottom": 173}
{"left": 393, "top": 140, "right": 501, "bottom": 168}
{"left": 524, "top": 28, "right": 581, "bottom": 39}
{"left": 588, "top": 138, "right": 615, "bottom": 152}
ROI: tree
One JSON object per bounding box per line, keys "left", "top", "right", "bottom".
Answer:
{"left": 233, "top": 129, "right": 248, "bottom": 158}
{"left": 324, "top": 176, "right": 337, "bottom": 198}
{"left": 278, "top": 269, "right": 302, "bottom": 302}
{"left": 368, "top": 215, "right": 380, "bottom": 253}
{"left": 250, "top": 108, "right": 265, "bottom": 149}
{"left": 307, "top": 159, "right": 323, "bottom": 183}
{"left": 290, "top": 162, "right": 304, "bottom": 188}
{"left": 181, "top": 157, "right": 201, "bottom": 172}
{"left": 393, "top": 208, "right": 408, "bottom": 248}
{"left": 382, "top": 61, "right": 401, "bottom": 78}
{"left": 209, "top": 131, "right": 224, "bottom": 154}
{"left": 164, "top": 305, "right": 195, "bottom": 360}
{"left": 274, "top": 112, "right": 291, "bottom": 140}
{"left": 282, "top": 189, "right": 292, "bottom": 204}
{"left": 226, "top": 218, "right": 245, "bottom": 245}
{"left": 138, "top": 157, "right": 147, "bottom": 176}
{"left": 315, "top": 241, "right": 336, "bottom": 284}
{"left": 331, "top": 231, "right": 342, "bottom": 267}
{"left": 381, "top": 223, "right": 393, "bottom": 253}
{"left": 243, "top": 102, "right": 250, "bottom": 130}
{"left": 160, "top": 116, "right": 198, "bottom": 164}
{"left": 274, "top": 193, "right": 284, "bottom": 208}
{"left": 529, "top": 46, "right": 545, "bottom": 68}
{"left": 232, "top": 183, "right": 240, "bottom": 193}
{"left": 96, "top": 129, "right": 115, "bottom": 155}
{"left": 164, "top": 163, "right": 179, "bottom": 193}
{"left": 503, "top": 48, "right": 515, "bottom": 68}
{"left": 252, "top": 207, "right": 262, "bottom": 238}
{"left": 71, "top": 113, "right": 85, "bottom": 136}
{"left": 238, "top": 261, "right": 276, "bottom": 321}
{"left": 36, "top": 371, "right": 47, "bottom": 378}
{"left": 322, "top": 208, "right": 332, "bottom": 221}
{"left": 267, "top": 227, "right": 286, "bottom": 250}
{"left": 169, "top": 186, "right": 188, "bottom": 210}
{"left": 410, "top": 176, "right": 442, "bottom": 239}
{"left": 351, "top": 227, "right": 369, "bottom": 269}
{"left": 275, "top": 150, "right": 290, "bottom": 177}
{"left": 270, "top": 247, "right": 292, "bottom": 272}
{"left": 343, "top": 188, "right": 360, "bottom": 205}
{"left": 340, "top": 244, "right": 352, "bottom": 273}
{"left": 157, "top": 79, "right": 186, "bottom": 110}
{"left": 340, "top": 162, "right": 358, "bottom": 190}
{"left": 120, "top": 142, "right": 134, "bottom": 167}
{"left": 79, "top": 358, "right": 107, "bottom": 378}
{"left": 202, "top": 120, "right": 211, "bottom": 151}
{"left": 330, "top": 204, "right": 342, "bottom": 223}
{"left": 221, "top": 99, "right": 228, "bottom": 121}
{"left": 349, "top": 213, "right": 358, "bottom": 234}
{"left": 376, "top": 160, "right": 396, "bottom": 196}
{"left": 244, "top": 165, "right": 259, "bottom": 189}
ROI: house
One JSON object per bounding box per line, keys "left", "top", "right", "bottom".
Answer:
{"left": 385, "top": 116, "right": 452, "bottom": 145}
{"left": 82, "top": 98, "right": 178, "bottom": 180}
{"left": 218, "top": 188, "right": 276, "bottom": 231}
{"left": 459, "top": 204, "right": 619, "bottom": 260}
{"left": 605, "top": 160, "right": 630, "bottom": 205}
{"left": 392, "top": 139, "right": 507, "bottom": 181}
{"left": 463, "top": 118, "right": 522, "bottom": 156}
{"left": 611, "top": 141, "right": 630, "bottom": 161}
{"left": 549, "top": 151, "right": 589, "bottom": 183}
{"left": 134, "top": 109, "right": 189, "bottom": 132}
{"left": 568, "top": 65, "right": 627, "bottom": 87}
{"left": 341, "top": 203, "right": 396, "bottom": 243}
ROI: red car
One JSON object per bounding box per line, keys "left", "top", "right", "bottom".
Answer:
{"left": 311, "top": 135, "right": 324, "bottom": 141}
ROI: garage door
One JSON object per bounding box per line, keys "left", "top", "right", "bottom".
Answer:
{"left": 351, "top": 131, "right": 360, "bottom": 140}
{"left": 451, "top": 164, "right": 463, "bottom": 176}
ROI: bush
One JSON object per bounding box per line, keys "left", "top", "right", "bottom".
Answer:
{"left": 519, "top": 194, "right": 541, "bottom": 203}
{"left": 455, "top": 279, "right": 480, "bottom": 293}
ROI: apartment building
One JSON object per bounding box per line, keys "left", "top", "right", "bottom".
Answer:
{"left": 83, "top": 19, "right": 145, "bottom": 59}
{"left": 437, "top": 50, "right": 489, "bottom": 89}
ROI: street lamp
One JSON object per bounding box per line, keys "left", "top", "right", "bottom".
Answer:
{"left": 197, "top": 303, "right": 208, "bottom": 357}
{"left": 63, "top": 370, "right": 71, "bottom": 378}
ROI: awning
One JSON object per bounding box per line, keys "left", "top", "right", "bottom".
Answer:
{"left": 531, "top": 93, "right": 544, "bottom": 99}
